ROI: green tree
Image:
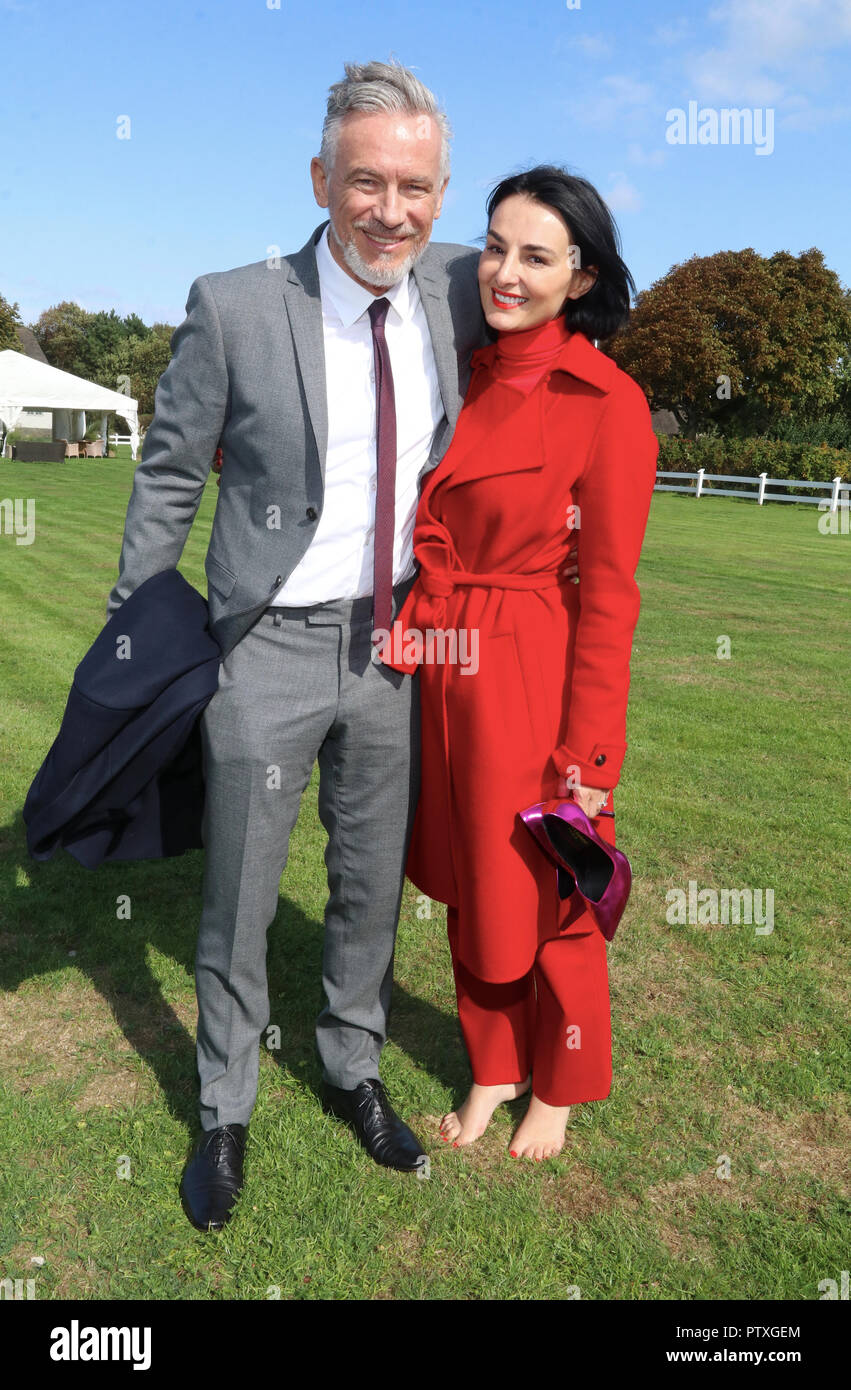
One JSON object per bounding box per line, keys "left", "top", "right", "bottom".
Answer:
{"left": 31, "top": 303, "right": 174, "bottom": 397}
{"left": 122, "top": 312, "right": 150, "bottom": 342}
{"left": 31, "top": 301, "right": 90, "bottom": 374}
{"left": 78, "top": 309, "right": 128, "bottom": 382}
{"left": 100, "top": 330, "right": 173, "bottom": 415}
{"left": 0, "top": 292, "right": 24, "bottom": 352}
{"left": 608, "top": 248, "right": 851, "bottom": 438}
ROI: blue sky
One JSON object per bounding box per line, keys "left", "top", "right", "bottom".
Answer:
{"left": 2, "top": 0, "right": 849, "bottom": 327}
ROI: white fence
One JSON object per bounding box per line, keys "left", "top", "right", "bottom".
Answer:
{"left": 108, "top": 433, "right": 139, "bottom": 461}
{"left": 655, "top": 469, "right": 846, "bottom": 509}
{"left": 4, "top": 440, "right": 845, "bottom": 511}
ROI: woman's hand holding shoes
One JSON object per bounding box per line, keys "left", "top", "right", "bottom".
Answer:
{"left": 556, "top": 778, "right": 611, "bottom": 820}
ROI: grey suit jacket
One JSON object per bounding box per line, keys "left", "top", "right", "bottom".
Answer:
{"left": 107, "top": 221, "right": 487, "bottom": 657}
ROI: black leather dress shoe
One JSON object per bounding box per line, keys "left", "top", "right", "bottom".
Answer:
{"left": 179, "top": 1123, "right": 247, "bottom": 1231}
{"left": 322, "top": 1078, "right": 426, "bottom": 1172}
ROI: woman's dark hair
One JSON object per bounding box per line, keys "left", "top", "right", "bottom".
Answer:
{"left": 485, "top": 165, "right": 636, "bottom": 340}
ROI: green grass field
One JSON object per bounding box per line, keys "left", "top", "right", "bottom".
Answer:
{"left": 0, "top": 451, "right": 848, "bottom": 1301}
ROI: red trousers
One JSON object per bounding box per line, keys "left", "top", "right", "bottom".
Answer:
{"left": 447, "top": 905, "right": 613, "bottom": 1107}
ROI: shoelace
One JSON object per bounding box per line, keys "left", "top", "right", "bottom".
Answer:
{"left": 357, "top": 1084, "right": 391, "bottom": 1121}
{"left": 207, "top": 1127, "right": 241, "bottom": 1164}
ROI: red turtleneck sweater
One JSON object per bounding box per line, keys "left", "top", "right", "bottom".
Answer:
{"left": 489, "top": 313, "right": 573, "bottom": 393}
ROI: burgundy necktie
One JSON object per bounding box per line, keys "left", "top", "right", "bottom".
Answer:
{"left": 368, "top": 297, "right": 397, "bottom": 636}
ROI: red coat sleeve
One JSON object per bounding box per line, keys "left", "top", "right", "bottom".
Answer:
{"left": 552, "top": 375, "right": 658, "bottom": 790}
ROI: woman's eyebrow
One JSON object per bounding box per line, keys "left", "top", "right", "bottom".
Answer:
{"left": 487, "top": 230, "right": 556, "bottom": 254}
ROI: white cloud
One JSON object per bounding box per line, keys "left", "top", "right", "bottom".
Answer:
{"left": 627, "top": 142, "right": 667, "bottom": 167}
{"left": 778, "top": 95, "right": 851, "bottom": 129}
{"left": 707, "top": 0, "right": 851, "bottom": 64}
{"left": 570, "top": 35, "right": 613, "bottom": 58}
{"left": 604, "top": 173, "right": 642, "bottom": 213}
{"left": 689, "top": 51, "right": 784, "bottom": 105}
{"left": 687, "top": 0, "right": 851, "bottom": 103}
{"left": 552, "top": 31, "right": 612, "bottom": 60}
{"left": 573, "top": 74, "right": 656, "bottom": 129}
{"left": 653, "top": 19, "right": 692, "bottom": 47}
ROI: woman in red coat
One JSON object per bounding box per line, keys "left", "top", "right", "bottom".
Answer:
{"left": 380, "top": 166, "right": 658, "bottom": 1161}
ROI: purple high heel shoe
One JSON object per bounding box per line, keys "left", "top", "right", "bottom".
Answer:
{"left": 519, "top": 798, "right": 632, "bottom": 941}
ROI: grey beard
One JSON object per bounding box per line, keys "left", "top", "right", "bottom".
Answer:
{"left": 331, "top": 221, "right": 426, "bottom": 287}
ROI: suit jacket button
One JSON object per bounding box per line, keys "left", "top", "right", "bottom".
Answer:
{"left": 595, "top": 753, "right": 607, "bottom": 766}
{"left": 272, "top": 576, "right": 282, "bottom": 588}
{"left": 306, "top": 506, "right": 318, "bottom": 521}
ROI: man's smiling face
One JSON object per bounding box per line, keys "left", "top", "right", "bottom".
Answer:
{"left": 310, "top": 110, "right": 448, "bottom": 292}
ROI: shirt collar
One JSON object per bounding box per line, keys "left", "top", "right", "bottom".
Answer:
{"left": 316, "top": 225, "right": 413, "bottom": 329}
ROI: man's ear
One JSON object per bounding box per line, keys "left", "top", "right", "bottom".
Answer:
{"left": 310, "top": 156, "right": 329, "bottom": 209}
{"left": 433, "top": 175, "right": 450, "bottom": 220}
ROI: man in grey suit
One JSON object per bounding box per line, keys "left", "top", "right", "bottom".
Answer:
{"left": 107, "top": 60, "right": 486, "bottom": 1229}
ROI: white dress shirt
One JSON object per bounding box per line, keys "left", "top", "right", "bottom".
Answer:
{"left": 271, "top": 225, "right": 445, "bottom": 606}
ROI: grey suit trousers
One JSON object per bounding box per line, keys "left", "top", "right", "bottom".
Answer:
{"left": 195, "top": 577, "right": 419, "bottom": 1130}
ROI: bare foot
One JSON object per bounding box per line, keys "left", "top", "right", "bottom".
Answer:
{"left": 509, "top": 1094, "right": 571, "bottom": 1161}
{"left": 440, "top": 1076, "right": 531, "bottom": 1147}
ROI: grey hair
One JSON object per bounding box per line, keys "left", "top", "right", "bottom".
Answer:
{"left": 318, "top": 59, "right": 451, "bottom": 183}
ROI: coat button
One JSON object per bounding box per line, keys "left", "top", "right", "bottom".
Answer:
{"left": 306, "top": 506, "right": 318, "bottom": 521}
{"left": 595, "top": 753, "right": 607, "bottom": 766}
{"left": 272, "top": 575, "right": 282, "bottom": 588}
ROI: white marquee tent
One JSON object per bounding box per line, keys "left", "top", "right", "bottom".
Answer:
{"left": 0, "top": 349, "right": 139, "bottom": 459}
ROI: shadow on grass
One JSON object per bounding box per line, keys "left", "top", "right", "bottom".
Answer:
{"left": 0, "top": 810, "right": 464, "bottom": 1139}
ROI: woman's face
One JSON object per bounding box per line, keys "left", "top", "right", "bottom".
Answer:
{"left": 478, "top": 193, "right": 596, "bottom": 332}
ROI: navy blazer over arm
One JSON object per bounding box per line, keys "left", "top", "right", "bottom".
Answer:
{"left": 23, "top": 569, "right": 221, "bottom": 869}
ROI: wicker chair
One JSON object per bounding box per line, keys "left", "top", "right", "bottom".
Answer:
{"left": 63, "top": 441, "right": 81, "bottom": 459}
{"left": 83, "top": 439, "right": 105, "bottom": 458}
